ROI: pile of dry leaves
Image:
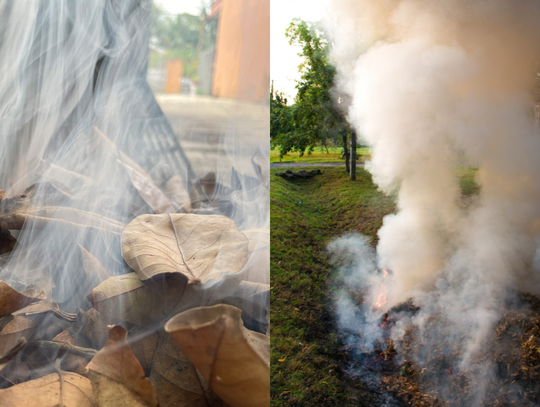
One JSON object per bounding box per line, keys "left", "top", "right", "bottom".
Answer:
{"left": 0, "top": 128, "right": 269, "bottom": 406}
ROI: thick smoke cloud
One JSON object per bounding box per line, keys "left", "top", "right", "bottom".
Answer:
{"left": 327, "top": 0, "right": 540, "bottom": 403}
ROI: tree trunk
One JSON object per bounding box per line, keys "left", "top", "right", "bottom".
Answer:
{"left": 342, "top": 133, "right": 349, "bottom": 173}
{"left": 350, "top": 129, "right": 356, "bottom": 180}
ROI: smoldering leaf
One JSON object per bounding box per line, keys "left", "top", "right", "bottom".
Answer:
{"left": 121, "top": 213, "right": 248, "bottom": 285}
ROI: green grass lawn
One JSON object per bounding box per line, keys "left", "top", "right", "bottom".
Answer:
{"left": 270, "top": 147, "right": 371, "bottom": 164}
{"left": 456, "top": 166, "right": 480, "bottom": 195}
{"left": 270, "top": 165, "right": 479, "bottom": 406}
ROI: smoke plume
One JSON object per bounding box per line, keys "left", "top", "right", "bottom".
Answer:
{"left": 327, "top": 0, "right": 540, "bottom": 404}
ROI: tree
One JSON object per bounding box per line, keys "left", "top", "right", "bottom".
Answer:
{"left": 270, "top": 19, "right": 350, "bottom": 158}
{"left": 270, "top": 85, "right": 296, "bottom": 156}
{"left": 150, "top": 2, "right": 216, "bottom": 80}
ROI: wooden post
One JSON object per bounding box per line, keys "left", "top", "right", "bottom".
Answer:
{"left": 342, "top": 133, "right": 349, "bottom": 173}
{"left": 350, "top": 129, "right": 356, "bottom": 180}
{"left": 165, "top": 60, "right": 182, "bottom": 93}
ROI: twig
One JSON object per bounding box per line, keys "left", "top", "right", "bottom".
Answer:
{"left": 0, "top": 373, "right": 15, "bottom": 386}
{"left": 25, "top": 341, "right": 97, "bottom": 359}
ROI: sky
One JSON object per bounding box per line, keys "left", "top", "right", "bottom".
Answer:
{"left": 154, "top": 0, "right": 203, "bottom": 15}
{"left": 271, "top": 0, "right": 330, "bottom": 99}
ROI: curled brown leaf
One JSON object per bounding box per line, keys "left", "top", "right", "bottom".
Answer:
{"left": 165, "top": 304, "right": 270, "bottom": 407}
{"left": 86, "top": 325, "right": 158, "bottom": 407}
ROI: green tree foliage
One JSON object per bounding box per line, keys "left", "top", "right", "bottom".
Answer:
{"left": 271, "top": 19, "right": 350, "bottom": 158}
{"left": 270, "top": 88, "right": 296, "bottom": 156}
{"left": 150, "top": 2, "right": 216, "bottom": 79}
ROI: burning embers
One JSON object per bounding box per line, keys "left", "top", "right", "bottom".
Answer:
{"left": 374, "top": 269, "right": 388, "bottom": 309}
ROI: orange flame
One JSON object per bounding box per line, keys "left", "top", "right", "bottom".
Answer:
{"left": 374, "top": 270, "right": 388, "bottom": 309}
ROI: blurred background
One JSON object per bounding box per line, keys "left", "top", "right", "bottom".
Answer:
{"left": 148, "top": 0, "right": 270, "bottom": 179}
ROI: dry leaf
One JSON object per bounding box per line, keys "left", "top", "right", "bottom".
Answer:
{"left": 0, "top": 372, "right": 97, "bottom": 407}
{"left": 53, "top": 308, "right": 109, "bottom": 349}
{"left": 54, "top": 327, "right": 83, "bottom": 347}
{"left": 0, "top": 280, "right": 44, "bottom": 317}
{"left": 0, "top": 315, "right": 37, "bottom": 356}
{"left": 119, "top": 161, "right": 177, "bottom": 214}
{"left": 0, "top": 337, "right": 25, "bottom": 372}
{"left": 90, "top": 272, "right": 265, "bottom": 331}
{"left": 79, "top": 308, "right": 109, "bottom": 349}
{"left": 87, "top": 273, "right": 190, "bottom": 327}
{"left": 150, "top": 331, "right": 225, "bottom": 407}
{"left": 129, "top": 327, "right": 158, "bottom": 374}
{"left": 86, "top": 325, "right": 158, "bottom": 407}
{"left": 122, "top": 213, "right": 248, "bottom": 284}
{"left": 165, "top": 304, "right": 270, "bottom": 407}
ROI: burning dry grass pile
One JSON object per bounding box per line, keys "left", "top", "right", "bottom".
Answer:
{"left": 382, "top": 293, "right": 540, "bottom": 406}
{"left": 0, "top": 128, "right": 269, "bottom": 407}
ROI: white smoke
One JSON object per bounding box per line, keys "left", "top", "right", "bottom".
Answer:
{"left": 327, "top": 0, "right": 540, "bottom": 403}
{"left": 0, "top": 0, "right": 269, "bottom": 379}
